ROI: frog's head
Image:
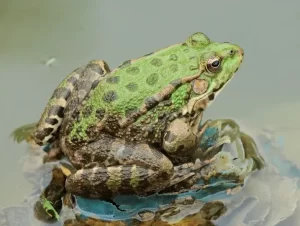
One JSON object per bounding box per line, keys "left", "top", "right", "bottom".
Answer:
{"left": 184, "top": 32, "right": 244, "bottom": 114}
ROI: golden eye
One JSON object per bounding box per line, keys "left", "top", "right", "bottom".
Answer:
{"left": 206, "top": 56, "right": 221, "bottom": 73}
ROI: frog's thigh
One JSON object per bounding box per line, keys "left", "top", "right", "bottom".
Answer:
{"left": 111, "top": 142, "right": 174, "bottom": 170}
{"left": 34, "top": 60, "right": 110, "bottom": 145}
{"left": 66, "top": 141, "right": 174, "bottom": 198}
{"left": 73, "top": 135, "right": 174, "bottom": 171}
{"left": 65, "top": 164, "right": 171, "bottom": 199}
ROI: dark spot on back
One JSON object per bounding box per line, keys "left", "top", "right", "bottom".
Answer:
{"left": 45, "top": 118, "right": 59, "bottom": 125}
{"left": 169, "top": 64, "right": 178, "bottom": 73}
{"left": 82, "top": 106, "right": 93, "bottom": 117}
{"left": 146, "top": 73, "right": 159, "bottom": 86}
{"left": 208, "top": 93, "right": 215, "bottom": 101}
{"left": 126, "top": 66, "right": 140, "bottom": 75}
{"left": 169, "top": 54, "right": 178, "bottom": 61}
{"left": 102, "top": 90, "right": 118, "bottom": 103}
{"left": 48, "top": 106, "right": 64, "bottom": 118}
{"left": 125, "top": 83, "right": 138, "bottom": 92}
{"left": 150, "top": 58, "right": 163, "bottom": 67}
{"left": 96, "top": 108, "right": 105, "bottom": 119}
{"left": 119, "top": 60, "right": 131, "bottom": 69}
{"left": 106, "top": 76, "right": 120, "bottom": 84}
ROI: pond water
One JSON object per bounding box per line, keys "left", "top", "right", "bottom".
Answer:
{"left": 0, "top": 1, "right": 299, "bottom": 225}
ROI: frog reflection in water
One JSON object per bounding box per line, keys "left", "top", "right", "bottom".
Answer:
{"left": 33, "top": 32, "right": 244, "bottom": 199}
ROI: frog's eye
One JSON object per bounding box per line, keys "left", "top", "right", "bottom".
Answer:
{"left": 206, "top": 56, "right": 222, "bottom": 73}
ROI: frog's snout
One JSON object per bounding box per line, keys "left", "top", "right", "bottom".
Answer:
{"left": 238, "top": 47, "right": 244, "bottom": 61}
{"left": 239, "top": 47, "right": 244, "bottom": 57}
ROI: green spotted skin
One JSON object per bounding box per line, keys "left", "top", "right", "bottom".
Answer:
{"left": 34, "top": 32, "right": 244, "bottom": 199}
{"left": 69, "top": 32, "right": 244, "bottom": 145}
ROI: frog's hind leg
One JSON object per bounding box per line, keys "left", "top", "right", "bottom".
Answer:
{"left": 65, "top": 156, "right": 214, "bottom": 199}
{"left": 64, "top": 139, "right": 175, "bottom": 199}
{"left": 65, "top": 164, "right": 174, "bottom": 200}
{"left": 34, "top": 60, "right": 110, "bottom": 145}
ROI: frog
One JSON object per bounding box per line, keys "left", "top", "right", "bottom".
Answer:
{"left": 32, "top": 32, "right": 244, "bottom": 199}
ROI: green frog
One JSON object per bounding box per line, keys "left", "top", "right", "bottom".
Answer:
{"left": 32, "top": 32, "right": 244, "bottom": 199}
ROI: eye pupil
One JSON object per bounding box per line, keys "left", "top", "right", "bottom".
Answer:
{"left": 212, "top": 60, "right": 219, "bottom": 67}
{"left": 206, "top": 56, "right": 221, "bottom": 74}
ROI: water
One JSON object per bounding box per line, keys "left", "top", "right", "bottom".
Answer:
{"left": 0, "top": 0, "right": 299, "bottom": 225}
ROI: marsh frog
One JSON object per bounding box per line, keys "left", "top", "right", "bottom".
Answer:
{"left": 33, "top": 32, "right": 244, "bottom": 199}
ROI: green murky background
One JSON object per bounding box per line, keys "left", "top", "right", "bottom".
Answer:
{"left": 0, "top": 0, "right": 299, "bottom": 224}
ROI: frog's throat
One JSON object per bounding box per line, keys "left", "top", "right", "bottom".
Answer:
{"left": 183, "top": 73, "right": 236, "bottom": 114}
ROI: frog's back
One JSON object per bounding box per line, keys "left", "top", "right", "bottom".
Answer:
{"left": 84, "top": 43, "right": 199, "bottom": 115}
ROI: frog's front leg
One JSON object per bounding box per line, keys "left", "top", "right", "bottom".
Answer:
{"left": 197, "top": 119, "right": 242, "bottom": 161}
{"left": 34, "top": 60, "right": 110, "bottom": 146}
{"left": 64, "top": 138, "right": 175, "bottom": 199}
{"left": 162, "top": 112, "right": 210, "bottom": 163}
